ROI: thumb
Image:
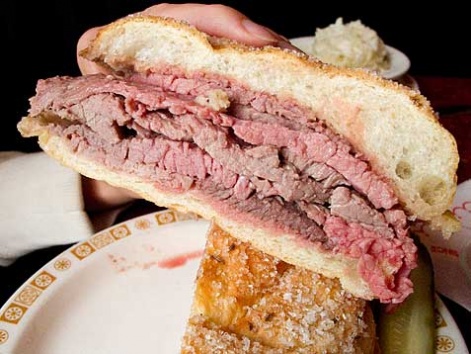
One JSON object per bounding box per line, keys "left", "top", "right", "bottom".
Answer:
{"left": 77, "top": 27, "right": 104, "bottom": 75}
{"left": 77, "top": 3, "right": 301, "bottom": 75}
{"left": 142, "top": 3, "right": 285, "bottom": 46}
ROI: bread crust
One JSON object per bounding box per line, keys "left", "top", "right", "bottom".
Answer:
{"left": 181, "top": 223, "right": 377, "bottom": 353}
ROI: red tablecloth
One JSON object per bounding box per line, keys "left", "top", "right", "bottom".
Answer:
{"left": 415, "top": 76, "right": 471, "bottom": 346}
{"left": 415, "top": 76, "right": 471, "bottom": 183}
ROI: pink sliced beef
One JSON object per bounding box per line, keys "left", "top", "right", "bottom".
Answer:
{"left": 29, "top": 73, "right": 417, "bottom": 303}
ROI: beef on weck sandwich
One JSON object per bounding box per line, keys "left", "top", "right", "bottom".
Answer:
{"left": 18, "top": 16, "right": 459, "bottom": 304}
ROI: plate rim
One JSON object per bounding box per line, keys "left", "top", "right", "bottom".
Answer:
{"left": 0, "top": 209, "right": 207, "bottom": 351}
{"left": 0, "top": 210, "right": 468, "bottom": 353}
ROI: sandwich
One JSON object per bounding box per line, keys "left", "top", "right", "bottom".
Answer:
{"left": 18, "top": 15, "right": 459, "bottom": 304}
{"left": 181, "top": 222, "right": 377, "bottom": 353}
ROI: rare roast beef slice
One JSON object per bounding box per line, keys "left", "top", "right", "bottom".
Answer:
{"left": 28, "top": 73, "right": 416, "bottom": 303}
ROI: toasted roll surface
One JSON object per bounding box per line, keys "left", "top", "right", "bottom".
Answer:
{"left": 181, "top": 223, "right": 377, "bottom": 353}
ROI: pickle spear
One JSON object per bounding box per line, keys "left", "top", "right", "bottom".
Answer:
{"left": 378, "top": 236, "right": 436, "bottom": 353}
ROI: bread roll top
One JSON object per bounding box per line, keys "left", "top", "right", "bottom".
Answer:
{"left": 83, "top": 15, "right": 459, "bottom": 232}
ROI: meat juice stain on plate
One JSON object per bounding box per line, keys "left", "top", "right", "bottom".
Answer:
{"left": 157, "top": 250, "right": 204, "bottom": 269}
{"left": 107, "top": 249, "right": 204, "bottom": 272}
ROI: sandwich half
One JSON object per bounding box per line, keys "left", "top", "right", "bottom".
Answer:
{"left": 181, "top": 222, "right": 377, "bottom": 354}
{"left": 18, "top": 15, "right": 459, "bottom": 303}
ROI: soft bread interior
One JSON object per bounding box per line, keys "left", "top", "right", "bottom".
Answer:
{"left": 181, "top": 222, "right": 377, "bottom": 354}
{"left": 82, "top": 16, "right": 459, "bottom": 229}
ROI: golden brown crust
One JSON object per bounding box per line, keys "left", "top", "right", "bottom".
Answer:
{"left": 181, "top": 223, "right": 377, "bottom": 353}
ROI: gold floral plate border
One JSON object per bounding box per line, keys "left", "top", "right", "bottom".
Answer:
{"left": 0, "top": 209, "right": 468, "bottom": 353}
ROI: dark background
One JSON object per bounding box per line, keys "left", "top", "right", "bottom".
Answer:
{"left": 4, "top": 0, "right": 470, "bottom": 152}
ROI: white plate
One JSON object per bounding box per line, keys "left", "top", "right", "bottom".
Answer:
{"left": 290, "top": 36, "right": 411, "bottom": 80}
{"left": 395, "top": 74, "right": 420, "bottom": 91}
{"left": 0, "top": 210, "right": 468, "bottom": 353}
{"left": 0, "top": 210, "right": 209, "bottom": 354}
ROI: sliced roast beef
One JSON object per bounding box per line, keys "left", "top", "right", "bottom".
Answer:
{"left": 29, "top": 73, "right": 416, "bottom": 303}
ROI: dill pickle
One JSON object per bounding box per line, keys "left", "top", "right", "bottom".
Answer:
{"left": 378, "top": 236, "right": 435, "bottom": 354}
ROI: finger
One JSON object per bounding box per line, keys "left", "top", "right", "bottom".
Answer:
{"left": 141, "top": 3, "right": 286, "bottom": 46}
{"left": 77, "top": 27, "right": 104, "bottom": 75}
{"left": 82, "top": 176, "right": 138, "bottom": 213}
{"left": 77, "top": 3, "right": 302, "bottom": 75}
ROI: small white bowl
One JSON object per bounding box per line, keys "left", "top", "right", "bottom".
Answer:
{"left": 290, "top": 36, "right": 411, "bottom": 80}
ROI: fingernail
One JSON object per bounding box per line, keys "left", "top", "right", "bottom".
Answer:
{"left": 277, "top": 40, "right": 307, "bottom": 55}
{"left": 242, "top": 19, "right": 283, "bottom": 41}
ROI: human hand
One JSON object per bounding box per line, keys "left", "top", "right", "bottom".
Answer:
{"left": 81, "top": 176, "right": 137, "bottom": 213}
{"left": 76, "top": 3, "right": 299, "bottom": 213}
{"left": 77, "top": 3, "right": 299, "bottom": 75}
